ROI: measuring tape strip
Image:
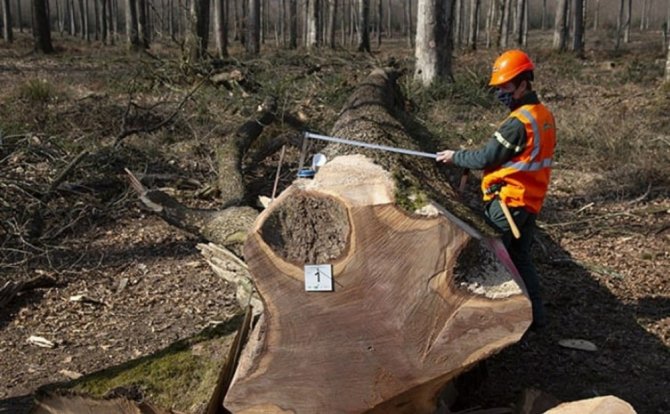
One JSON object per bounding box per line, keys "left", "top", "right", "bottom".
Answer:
{"left": 304, "top": 132, "right": 437, "bottom": 159}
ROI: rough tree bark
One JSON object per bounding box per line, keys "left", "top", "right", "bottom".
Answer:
{"left": 514, "top": 0, "right": 525, "bottom": 46}
{"left": 415, "top": 0, "right": 456, "bottom": 85}
{"left": 137, "top": 0, "right": 150, "bottom": 48}
{"left": 467, "top": 0, "right": 480, "bottom": 49}
{"left": 2, "top": 0, "right": 12, "bottom": 42}
{"left": 223, "top": 67, "right": 530, "bottom": 414}
{"left": 288, "top": 0, "right": 297, "bottom": 48}
{"left": 125, "top": 0, "right": 141, "bottom": 48}
{"left": 573, "top": 0, "right": 585, "bottom": 55}
{"left": 185, "top": 0, "right": 211, "bottom": 61}
{"left": 553, "top": 0, "right": 569, "bottom": 51}
{"left": 246, "top": 0, "right": 260, "bottom": 53}
{"left": 306, "top": 0, "right": 319, "bottom": 48}
{"left": 214, "top": 0, "right": 228, "bottom": 57}
{"left": 32, "top": 0, "right": 54, "bottom": 53}
{"left": 357, "top": 0, "right": 370, "bottom": 51}
{"left": 327, "top": 0, "right": 337, "bottom": 48}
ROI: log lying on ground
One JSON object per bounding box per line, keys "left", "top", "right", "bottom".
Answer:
{"left": 544, "top": 396, "right": 637, "bottom": 414}
{"left": 224, "top": 155, "right": 531, "bottom": 413}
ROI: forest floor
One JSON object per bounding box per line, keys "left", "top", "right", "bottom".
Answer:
{"left": 1, "top": 32, "right": 669, "bottom": 413}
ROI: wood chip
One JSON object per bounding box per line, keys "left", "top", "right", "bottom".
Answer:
{"left": 59, "top": 369, "right": 83, "bottom": 380}
{"left": 558, "top": 339, "right": 598, "bottom": 352}
{"left": 27, "top": 335, "right": 56, "bottom": 348}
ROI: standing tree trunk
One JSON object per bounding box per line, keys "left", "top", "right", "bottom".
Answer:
{"left": 246, "top": 0, "right": 260, "bottom": 53}
{"left": 32, "top": 0, "right": 54, "bottom": 52}
{"left": 514, "top": 0, "right": 525, "bottom": 45}
{"left": 327, "top": 0, "right": 337, "bottom": 48}
{"left": 110, "top": 0, "right": 117, "bottom": 44}
{"left": 93, "top": 0, "right": 99, "bottom": 39}
{"left": 593, "top": 0, "right": 599, "bottom": 29}
{"left": 454, "top": 0, "right": 462, "bottom": 47}
{"left": 125, "top": 0, "right": 140, "bottom": 48}
{"left": 100, "top": 0, "right": 107, "bottom": 43}
{"left": 404, "top": 0, "right": 413, "bottom": 47}
{"left": 376, "top": 0, "right": 381, "bottom": 46}
{"left": 640, "top": 0, "right": 647, "bottom": 30}
{"left": 467, "top": 0, "right": 479, "bottom": 49}
{"left": 78, "top": 0, "right": 86, "bottom": 39}
{"left": 306, "top": 0, "right": 318, "bottom": 48}
{"left": 485, "top": 0, "right": 495, "bottom": 47}
{"left": 415, "top": 0, "right": 455, "bottom": 85}
{"left": 288, "top": 0, "right": 296, "bottom": 48}
{"left": 2, "top": 0, "right": 12, "bottom": 42}
{"left": 214, "top": 0, "right": 228, "bottom": 57}
{"left": 615, "top": 0, "right": 624, "bottom": 49}
{"left": 553, "top": 0, "right": 569, "bottom": 51}
{"left": 357, "top": 0, "right": 369, "bottom": 51}
{"left": 499, "top": 0, "right": 511, "bottom": 47}
{"left": 624, "top": 0, "right": 631, "bottom": 43}
{"left": 15, "top": 0, "right": 21, "bottom": 31}
{"left": 68, "top": 0, "right": 76, "bottom": 35}
{"left": 542, "top": 0, "right": 547, "bottom": 29}
{"left": 665, "top": 28, "right": 670, "bottom": 83}
{"left": 573, "top": 0, "right": 584, "bottom": 54}
{"left": 137, "top": 0, "right": 150, "bottom": 47}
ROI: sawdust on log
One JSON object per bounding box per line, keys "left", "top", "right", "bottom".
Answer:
{"left": 454, "top": 239, "right": 522, "bottom": 299}
{"left": 259, "top": 191, "right": 350, "bottom": 264}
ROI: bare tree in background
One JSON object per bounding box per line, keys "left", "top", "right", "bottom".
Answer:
{"left": 306, "top": 0, "right": 319, "bottom": 48}
{"left": 15, "top": 0, "right": 21, "bottom": 32}
{"left": 246, "top": 0, "right": 260, "bottom": 53}
{"left": 514, "top": 0, "right": 525, "bottom": 46}
{"left": 138, "top": 0, "right": 150, "bottom": 47}
{"left": 126, "top": 0, "right": 140, "bottom": 47}
{"left": 2, "top": 0, "right": 12, "bottom": 42}
{"left": 499, "top": 0, "right": 511, "bottom": 48}
{"left": 593, "top": 0, "right": 600, "bottom": 29}
{"left": 415, "top": 0, "right": 455, "bottom": 85}
{"left": 288, "top": 0, "right": 297, "bottom": 48}
{"left": 485, "top": 0, "right": 495, "bottom": 48}
{"left": 184, "top": 0, "right": 211, "bottom": 60}
{"left": 405, "top": 0, "right": 413, "bottom": 47}
{"left": 624, "top": 0, "right": 631, "bottom": 43}
{"left": 553, "top": 0, "right": 569, "bottom": 51}
{"left": 616, "top": 0, "right": 624, "bottom": 49}
{"left": 573, "top": 0, "right": 585, "bottom": 55}
{"left": 376, "top": 0, "right": 381, "bottom": 46}
{"left": 357, "top": 0, "right": 370, "bottom": 52}
{"left": 467, "top": 0, "right": 479, "bottom": 49}
{"left": 214, "top": 0, "right": 228, "bottom": 56}
{"left": 327, "top": 0, "right": 337, "bottom": 48}
{"left": 32, "top": 0, "right": 54, "bottom": 52}
{"left": 68, "top": 0, "right": 76, "bottom": 35}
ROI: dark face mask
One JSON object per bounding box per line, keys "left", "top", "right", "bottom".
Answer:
{"left": 495, "top": 89, "right": 515, "bottom": 109}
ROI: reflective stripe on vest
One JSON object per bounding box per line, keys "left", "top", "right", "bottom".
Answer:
{"left": 501, "top": 108, "right": 553, "bottom": 171}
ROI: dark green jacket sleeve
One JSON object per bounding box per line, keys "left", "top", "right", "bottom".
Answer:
{"left": 452, "top": 117, "right": 527, "bottom": 170}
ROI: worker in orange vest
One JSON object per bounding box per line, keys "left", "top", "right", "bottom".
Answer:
{"left": 437, "top": 50, "right": 556, "bottom": 330}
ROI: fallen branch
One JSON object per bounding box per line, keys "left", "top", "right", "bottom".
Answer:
{"left": 114, "top": 77, "right": 208, "bottom": 147}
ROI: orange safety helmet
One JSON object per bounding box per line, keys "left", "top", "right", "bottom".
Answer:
{"left": 489, "top": 50, "right": 535, "bottom": 86}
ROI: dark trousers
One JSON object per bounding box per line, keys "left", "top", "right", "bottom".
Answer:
{"left": 485, "top": 200, "right": 546, "bottom": 327}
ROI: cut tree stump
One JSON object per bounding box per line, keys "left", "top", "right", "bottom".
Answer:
{"left": 223, "top": 155, "right": 532, "bottom": 413}
{"left": 544, "top": 396, "right": 637, "bottom": 414}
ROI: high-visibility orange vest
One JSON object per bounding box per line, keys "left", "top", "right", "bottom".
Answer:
{"left": 481, "top": 103, "right": 556, "bottom": 214}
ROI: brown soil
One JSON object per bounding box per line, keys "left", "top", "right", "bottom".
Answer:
{"left": 1, "top": 32, "right": 669, "bottom": 413}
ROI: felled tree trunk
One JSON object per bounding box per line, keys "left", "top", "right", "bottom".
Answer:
{"left": 223, "top": 68, "right": 532, "bottom": 413}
